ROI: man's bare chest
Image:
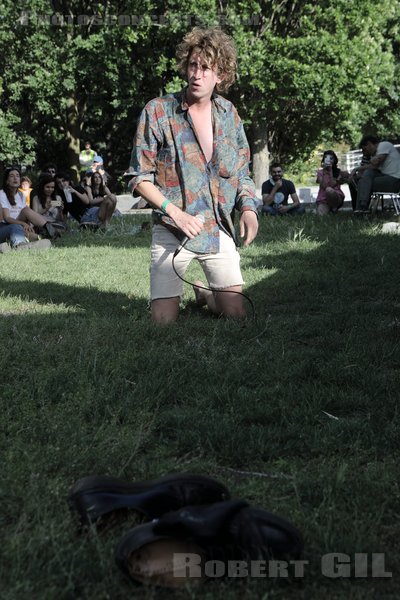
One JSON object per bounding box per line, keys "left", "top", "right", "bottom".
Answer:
{"left": 189, "top": 109, "right": 213, "bottom": 163}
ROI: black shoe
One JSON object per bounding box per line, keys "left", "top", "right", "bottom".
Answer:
{"left": 115, "top": 499, "right": 304, "bottom": 588}
{"left": 68, "top": 473, "right": 230, "bottom": 526}
{"left": 79, "top": 222, "right": 99, "bottom": 231}
{"left": 39, "top": 223, "right": 60, "bottom": 239}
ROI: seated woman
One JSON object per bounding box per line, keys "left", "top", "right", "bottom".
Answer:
{"left": 83, "top": 171, "right": 117, "bottom": 226}
{"left": 31, "top": 174, "right": 67, "bottom": 231}
{"left": 0, "top": 167, "right": 58, "bottom": 241}
{"left": 316, "top": 151, "right": 348, "bottom": 216}
{"left": 0, "top": 204, "right": 25, "bottom": 251}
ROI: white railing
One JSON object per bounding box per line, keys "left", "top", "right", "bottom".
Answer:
{"left": 344, "top": 144, "right": 400, "bottom": 172}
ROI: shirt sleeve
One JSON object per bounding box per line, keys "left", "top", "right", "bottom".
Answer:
{"left": 261, "top": 181, "right": 272, "bottom": 195}
{"left": 233, "top": 113, "right": 259, "bottom": 212}
{"left": 377, "top": 141, "right": 392, "bottom": 156}
{"left": 287, "top": 180, "right": 296, "bottom": 195}
{"left": 129, "top": 101, "right": 163, "bottom": 195}
{"left": 0, "top": 191, "right": 8, "bottom": 209}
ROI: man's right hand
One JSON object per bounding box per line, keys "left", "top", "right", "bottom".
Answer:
{"left": 274, "top": 179, "right": 283, "bottom": 189}
{"left": 168, "top": 205, "right": 204, "bottom": 239}
{"left": 135, "top": 181, "right": 204, "bottom": 239}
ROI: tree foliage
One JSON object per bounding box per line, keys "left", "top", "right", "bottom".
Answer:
{"left": 0, "top": 0, "right": 398, "bottom": 185}
{"left": 227, "top": 0, "right": 399, "bottom": 165}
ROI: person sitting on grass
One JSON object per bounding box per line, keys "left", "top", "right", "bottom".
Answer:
{"left": 41, "top": 163, "right": 57, "bottom": 178}
{"left": 0, "top": 204, "right": 26, "bottom": 252}
{"left": 261, "top": 162, "right": 305, "bottom": 216}
{"left": 0, "top": 167, "right": 57, "bottom": 243}
{"left": 55, "top": 171, "right": 115, "bottom": 229}
{"left": 316, "top": 150, "right": 347, "bottom": 216}
{"left": 83, "top": 171, "right": 117, "bottom": 221}
{"left": 31, "top": 174, "right": 67, "bottom": 232}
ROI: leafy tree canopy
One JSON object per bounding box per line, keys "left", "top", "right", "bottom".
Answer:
{"left": 0, "top": 0, "right": 398, "bottom": 184}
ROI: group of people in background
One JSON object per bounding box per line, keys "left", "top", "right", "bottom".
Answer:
{"left": 1, "top": 24, "right": 399, "bottom": 331}
{"left": 0, "top": 147, "right": 117, "bottom": 253}
{"left": 260, "top": 136, "right": 400, "bottom": 217}
{"left": 2, "top": 133, "right": 399, "bottom": 254}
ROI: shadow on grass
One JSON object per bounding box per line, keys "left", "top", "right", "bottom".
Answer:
{"left": 1, "top": 215, "right": 400, "bottom": 599}
{"left": 245, "top": 214, "right": 399, "bottom": 304}
{"left": 0, "top": 276, "right": 147, "bottom": 317}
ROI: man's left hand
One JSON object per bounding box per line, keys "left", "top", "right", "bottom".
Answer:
{"left": 277, "top": 205, "right": 290, "bottom": 214}
{"left": 239, "top": 210, "right": 258, "bottom": 247}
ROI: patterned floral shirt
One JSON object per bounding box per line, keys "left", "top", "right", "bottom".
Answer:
{"left": 129, "top": 89, "right": 258, "bottom": 253}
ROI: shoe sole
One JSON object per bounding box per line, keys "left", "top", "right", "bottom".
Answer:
{"left": 115, "top": 504, "right": 304, "bottom": 588}
{"left": 68, "top": 473, "right": 230, "bottom": 525}
{"left": 116, "top": 523, "right": 206, "bottom": 588}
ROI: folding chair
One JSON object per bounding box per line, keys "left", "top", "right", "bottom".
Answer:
{"left": 369, "top": 192, "right": 400, "bottom": 216}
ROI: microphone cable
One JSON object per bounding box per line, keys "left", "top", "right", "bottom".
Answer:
{"left": 171, "top": 237, "right": 256, "bottom": 320}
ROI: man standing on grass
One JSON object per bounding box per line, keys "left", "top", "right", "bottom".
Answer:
{"left": 79, "top": 141, "right": 96, "bottom": 175}
{"left": 128, "top": 26, "right": 259, "bottom": 324}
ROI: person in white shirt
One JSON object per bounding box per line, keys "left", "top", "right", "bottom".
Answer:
{"left": 0, "top": 167, "right": 57, "bottom": 242}
{"left": 355, "top": 136, "right": 400, "bottom": 212}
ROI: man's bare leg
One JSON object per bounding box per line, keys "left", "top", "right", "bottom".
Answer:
{"left": 193, "top": 280, "right": 246, "bottom": 318}
{"left": 151, "top": 297, "right": 180, "bottom": 324}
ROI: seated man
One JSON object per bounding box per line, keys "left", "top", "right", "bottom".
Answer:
{"left": 86, "top": 155, "right": 110, "bottom": 184}
{"left": 261, "top": 163, "right": 305, "bottom": 216}
{"left": 55, "top": 171, "right": 115, "bottom": 228}
{"left": 347, "top": 149, "right": 371, "bottom": 211}
{"left": 355, "top": 136, "right": 400, "bottom": 212}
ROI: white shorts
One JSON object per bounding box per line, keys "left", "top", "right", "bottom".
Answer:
{"left": 150, "top": 225, "right": 244, "bottom": 300}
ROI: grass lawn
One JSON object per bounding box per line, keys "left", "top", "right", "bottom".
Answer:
{"left": 1, "top": 212, "right": 399, "bottom": 599}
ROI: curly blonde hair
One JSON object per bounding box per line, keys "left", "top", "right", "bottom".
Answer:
{"left": 176, "top": 26, "right": 237, "bottom": 93}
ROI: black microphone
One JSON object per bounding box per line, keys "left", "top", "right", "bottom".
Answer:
{"left": 174, "top": 214, "right": 205, "bottom": 257}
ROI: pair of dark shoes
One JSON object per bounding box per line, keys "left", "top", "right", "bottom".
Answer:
{"left": 68, "top": 473, "right": 303, "bottom": 589}
{"left": 39, "top": 222, "right": 62, "bottom": 239}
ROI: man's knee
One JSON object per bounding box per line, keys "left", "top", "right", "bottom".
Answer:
{"left": 151, "top": 297, "right": 180, "bottom": 324}
{"left": 214, "top": 289, "right": 246, "bottom": 318}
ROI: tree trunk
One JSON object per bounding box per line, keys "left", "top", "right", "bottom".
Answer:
{"left": 65, "top": 92, "right": 82, "bottom": 182}
{"left": 248, "top": 121, "right": 270, "bottom": 193}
